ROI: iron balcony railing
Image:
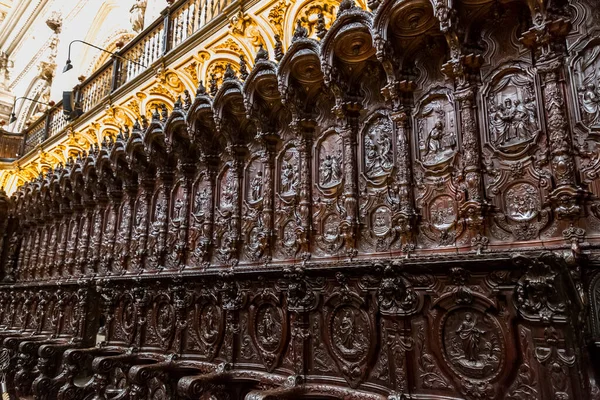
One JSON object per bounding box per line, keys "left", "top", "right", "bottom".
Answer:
{"left": 16, "top": 0, "right": 232, "bottom": 156}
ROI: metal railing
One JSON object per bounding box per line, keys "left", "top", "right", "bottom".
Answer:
{"left": 15, "top": 0, "right": 233, "bottom": 158}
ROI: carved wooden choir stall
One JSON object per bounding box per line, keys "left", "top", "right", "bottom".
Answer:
{"left": 1, "top": 0, "right": 600, "bottom": 398}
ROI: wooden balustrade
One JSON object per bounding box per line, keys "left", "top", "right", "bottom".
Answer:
{"left": 0, "top": 130, "right": 24, "bottom": 160}
{"left": 11, "top": 0, "right": 231, "bottom": 160}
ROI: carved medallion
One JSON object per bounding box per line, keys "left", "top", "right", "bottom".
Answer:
{"left": 323, "top": 213, "right": 340, "bottom": 242}
{"left": 485, "top": 69, "right": 538, "bottom": 154}
{"left": 430, "top": 195, "right": 456, "bottom": 230}
{"left": 155, "top": 301, "right": 175, "bottom": 348}
{"left": 415, "top": 93, "right": 456, "bottom": 169}
{"left": 504, "top": 183, "right": 540, "bottom": 222}
{"left": 441, "top": 309, "right": 504, "bottom": 380}
{"left": 363, "top": 116, "right": 394, "bottom": 184}
{"left": 371, "top": 206, "right": 392, "bottom": 237}
{"left": 255, "top": 304, "right": 283, "bottom": 352}
{"left": 330, "top": 306, "right": 370, "bottom": 364}
{"left": 121, "top": 296, "right": 136, "bottom": 339}
{"left": 198, "top": 303, "right": 220, "bottom": 346}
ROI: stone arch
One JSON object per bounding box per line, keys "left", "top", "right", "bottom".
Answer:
{"left": 13, "top": 77, "right": 51, "bottom": 133}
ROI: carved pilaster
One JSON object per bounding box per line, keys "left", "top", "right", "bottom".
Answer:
{"left": 99, "top": 191, "right": 121, "bottom": 275}
{"left": 147, "top": 167, "right": 173, "bottom": 270}
{"left": 339, "top": 103, "right": 360, "bottom": 258}
{"left": 455, "top": 86, "right": 486, "bottom": 243}
{"left": 88, "top": 200, "right": 106, "bottom": 275}
{"left": 167, "top": 163, "right": 194, "bottom": 270}
{"left": 521, "top": 18, "right": 582, "bottom": 220}
{"left": 189, "top": 159, "right": 217, "bottom": 267}
{"left": 113, "top": 181, "right": 136, "bottom": 273}
{"left": 539, "top": 59, "right": 582, "bottom": 219}
{"left": 297, "top": 120, "right": 314, "bottom": 260}
{"left": 130, "top": 176, "right": 152, "bottom": 273}
{"left": 391, "top": 109, "right": 416, "bottom": 246}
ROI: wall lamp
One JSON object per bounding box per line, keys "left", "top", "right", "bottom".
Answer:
{"left": 63, "top": 40, "right": 146, "bottom": 73}
{"left": 9, "top": 97, "right": 56, "bottom": 124}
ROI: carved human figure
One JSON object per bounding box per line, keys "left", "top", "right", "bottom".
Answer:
{"left": 203, "top": 306, "right": 217, "bottom": 339}
{"left": 579, "top": 83, "right": 600, "bottom": 126}
{"left": 281, "top": 159, "right": 298, "bottom": 194}
{"left": 250, "top": 171, "right": 263, "bottom": 201}
{"left": 456, "top": 313, "right": 485, "bottom": 362}
{"left": 378, "top": 130, "right": 392, "bottom": 168}
{"left": 130, "top": 0, "right": 147, "bottom": 33}
{"left": 338, "top": 309, "right": 356, "bottom": 349}
{"left": 425, "top": 119, "right": 445, "bottom": 157}
{"left": 489, "top": 97, "right": 537, "bottom": 145}
{"left": 320, "top": 154, "right": 342, "bottom": 187}
{"left": 194, "top": 187, "right": 209, "bottom": 216}
{"left": 258, "top": 307, "right": 280, "bottom": 346}
{"left": 172, "top": 198, "right": 184, "bottom": 225}
{"left": 221, "top": 172, "right": 235, "bottom": 211}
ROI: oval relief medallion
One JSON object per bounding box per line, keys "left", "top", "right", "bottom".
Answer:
{"left": 504, "top": 183, "right": 540, "bottom": 222}
{"left": 255, "top": 304, "right": 283, "bottom": 353}
{"left": 330, "top": 306, "right": 371, "bottom": 363}
{"left": 441, "top": 309, "right": 504, "bottom": 380}
{"left": 372, "top": 206, "right": 391, "bottom": 237}
{"left": 198, "top": 303, "right": 220, "bottom": 346}
{"left": 430, "top": 195, "right": 456, "bottom": 230}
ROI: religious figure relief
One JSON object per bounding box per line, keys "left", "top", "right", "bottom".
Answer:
{"left": 486, "top": 72, "right": 538, "bottom": 152}
{"left": 318, "top": 134, "right": 343, "bottom": 189}
{"left": 147, "top": 195, "right": 167, "bottom": 267}
{"left": 194, "top": 186, "right": 210, "bottom": 217}
{"left": 331, "top": 307, "right": 369, "bottom": 360}
{"left": 494, "top": 181, "right": 549, "bottom": 241}
{"left": 430, "top": 195, "right": 457, "bottom": 231}
{"left": 416, "top": 97, "right": 456, "bottom": 167}
{"left": 504, "top": 183, "right": 540, "bottom": 222}
{"left": 279, "top": 150, "right": 300, "bottom": 197}
{"left": 120, "top": 297, "right": 136, "bottom": 340}
{"left": 130, "top": 0, "right": 147, "bottom": 33}
{"left": 247, "top": 161, "right": 264, "bottom": 203}
{"left": 90, "top": 210, "right": 103, "bottom": 259}
{"left": 364, "top": 117, "right": 394, "bottom": 180}
{"left": 132, "top": 200, "right": 147, "bottom": 243}
{"left": 574, "top": 44, "right": 600, "bottom": 128}
{"left": 220, "top": 169, "right": 236, "bottom": 212}
{"left": 442, "top": 310, "right": 503, "bottom": 380}
{"left": 201, "top": 304, "right": 219, "bottom": 343}
{"left": 155, "top": 302, "right": 175, "bottom": 347}
{"left": 256, "top": 305, "right": 282, "bottom": 352}
{"left": 372, "top": 206, "right": 391, "bottom": 237}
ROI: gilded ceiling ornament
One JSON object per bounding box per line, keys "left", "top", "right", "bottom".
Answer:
{"left": 206, "top": 61, "right": 239, "bottom": 89}
{"left": 268, "top": 0, "right": 290, "bottom": 38}
{"left": 183, "top": 61, "right": 199, "bottom": 86}
{"left": 213, "top": 38, "right": 244, "bottom": 54}
{"left": 228, "top": 12, "right": 266, "bottom": 50}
